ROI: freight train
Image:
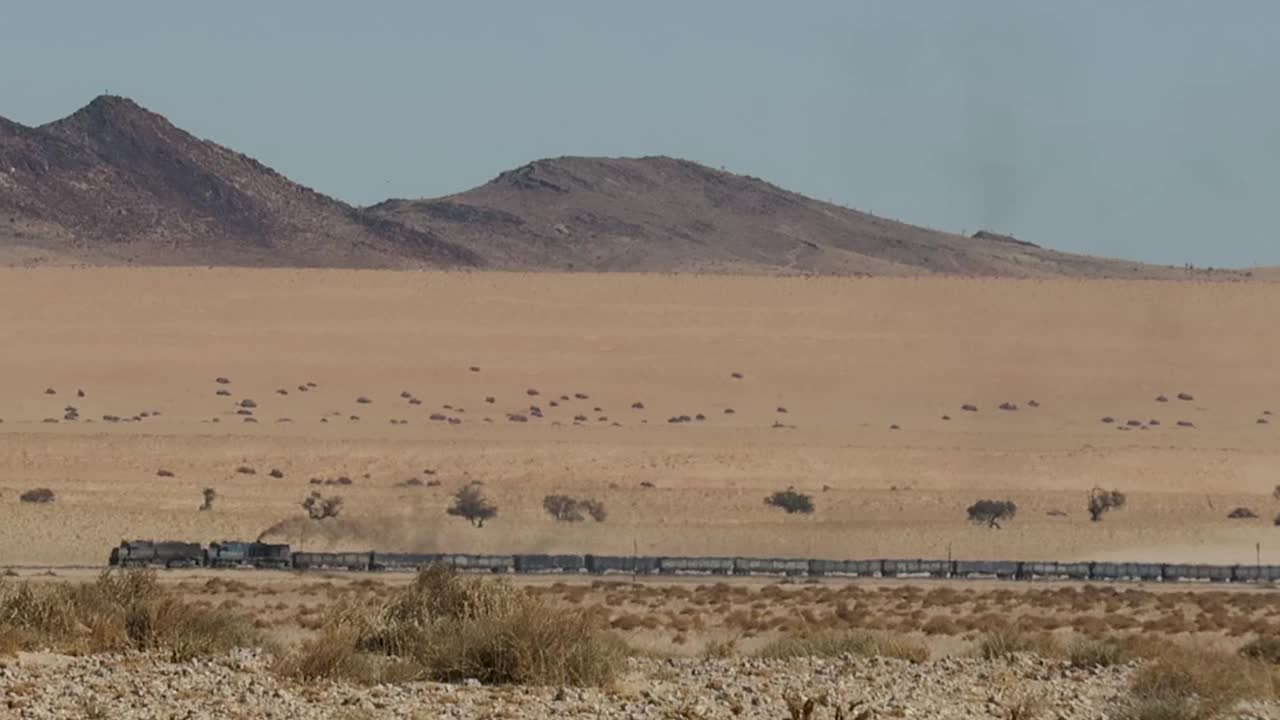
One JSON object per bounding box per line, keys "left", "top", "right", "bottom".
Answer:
{"left": 105, "top": 540, "right": 1280, "bottom": 584}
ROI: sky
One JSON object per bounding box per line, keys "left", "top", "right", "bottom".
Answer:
{"left": 2, "top": 1, "right": 1278, "bottom": 267}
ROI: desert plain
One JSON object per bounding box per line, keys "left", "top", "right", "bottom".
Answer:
{"left": 1, "top": 267, "right": 1278, "bottom": 568}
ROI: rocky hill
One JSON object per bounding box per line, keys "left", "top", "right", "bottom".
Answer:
{"left": 368, "top": 156, "right": 1205, "bottom": 278}
{"left": 0, "top": 96, "right": 1237, "bottom": 278}
{"left": 0, "top": 96, "right": 478, "bottom": 268}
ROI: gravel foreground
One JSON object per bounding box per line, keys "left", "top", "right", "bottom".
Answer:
{"left": 3, "top": 651, "right": 1280, "bottom": 720}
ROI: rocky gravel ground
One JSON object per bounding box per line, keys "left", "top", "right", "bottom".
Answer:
{"left": 2, "top": 650, "right": 1279, "bottom": 720}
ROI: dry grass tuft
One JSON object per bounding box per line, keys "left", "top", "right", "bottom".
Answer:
{"left": 1115, "top": 640, "right": 1276, "bottom": 720}
{"left": 756, "top": 630, "right": 928, "bottom": 663}
{"left": 1068, "top": 637, "right": 1131, "bottom": 668}
{"left": 975, "top": 628, "right": 1063, "bottom": 661}
{"left": 276, "top": 565, "right": 623, "bottom": 686}
{"left": 0, "top": 570, "right": 259, "bottom": 661}
{"left": 1240, "top": 635, "right": 1280, "bottom": 665}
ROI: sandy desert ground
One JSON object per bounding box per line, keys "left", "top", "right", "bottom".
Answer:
{"left": 2, "top": 268, "right": 1280, "bottom": 567}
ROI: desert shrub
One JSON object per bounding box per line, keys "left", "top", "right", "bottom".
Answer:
{"left": 19, "top": 488, "right": 55, "bottom": 504}
{"left": 270, "top": 628, "right": 388, "bottom": 684}
{"left": 1227, "top": 507, "right": 1257, "bottom": 519}
{"left": 199, "top": 488, "right": 216, "bottom": 511}
{"left": 765, "top": 488, "right": 814, "bottom": 515}
{"left": 1088, "top": 487, "right": 1127, "bottom": 522}
{"left": 268, "top": 468, "right": 284, "bottom": 479}
{"left": 581, "top": 499, "right": 607, "bottom": 522}
{"left": 447, "top": 484, "right": 498, "bottom": 527}
{"left": 975, "top": 628, "right": 1062, "bottom": 660}
{"left": 703, "top": 637, "right": 739, "bottom": 658}
{"left": 302, "top": 491, "right": 343, "bottom": 520}
{"left": 966, "top": 499, "right": 1017, "bottom": 528}
{"left": 543, "top": 495, "right": 579, "bottom": 522}
{"left": 757, "top": 630, "right": 928, "bottom": 663}
{"left": 1068, "top": 638, "right": 1131, "bottom": 668}
{"left": 0, "top": 570, "right": 259, "bottom": 660}
{"left": 156, "top": 469, "right": 175, "bottom": 478}
{"left": 1116, "top": 642, "right": 1273, "bottom": 720}
{"left": 1240, "top": 636, "right": 1280, "bottom": 664}
{"left": 542, "top": 495, "right": 608, "bottom": 523}
{"left": 304, "top": 565, "right": 622, "bottom": 686}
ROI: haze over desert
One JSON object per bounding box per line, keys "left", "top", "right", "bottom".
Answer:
{"left": 2, "top": 267, "right": 1277, "bottom": 567}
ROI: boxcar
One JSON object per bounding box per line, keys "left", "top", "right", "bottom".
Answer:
{"left": 952, "top": 560, "right": 1021, "bottom": 579}
{"left": 732, "top": 557, "right": 809, "bottom": 576}
{"left": 658, "top": 556, "right": 734, "bottom": 575}
{"left": 514, "top": 554, "right": 585, "bottom": 573}
{"left": 1162, "top": 564, "right": 1232, "bottom": 583}
{"left": 1089, "top": 562, "right": 1163, "bottom": 581}
{"left": 882, "top": 559, "right": 950, "bottom": 578}
{"left": 585, "top": 554, "right": 631, "bottom": 574}
{"left": 371, "top": 552, "right": 440, "bottom": 571}
{"left": 813, "top": 559, "right": 882, "bottom": 577}
{"left": 439, "top": 554, "right": 513, "bottom": 573}
{"left": 1020, "top": 561, "right": 1091, "bottom": 580}
{"left": 291, "top": 551, "right": 373, "bottom": 571}
{"left": 1232, "top": 565, "right": 1280, "bottom": 583}
{"left": 584, "top": 555, "right": 660, "bottom": 575}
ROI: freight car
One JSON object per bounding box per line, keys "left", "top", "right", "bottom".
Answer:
{"left": 732, "top": 557, "right": 809, "bottom": 576}
{"left": 881, "top": 559, "right": 951, "bottom": 578}
{"left": 658, "top": 556, "right": 735, "bottom": 575}
{"left": 513, "top": 554, "right": 585, "bottom": 574}
{"left": 290, "top": 551, "right": 374, "bottom": 571}
{"left": 583, "top": 554, "right": 660, "bottom": 575}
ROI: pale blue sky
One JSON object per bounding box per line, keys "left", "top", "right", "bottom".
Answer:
{"left": 3, "top": 2, "right": 1278, "bottom": 266}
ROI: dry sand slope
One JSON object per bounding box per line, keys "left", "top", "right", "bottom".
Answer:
{"left": 1, "top": 268, "right": 1278, "bottom": 566}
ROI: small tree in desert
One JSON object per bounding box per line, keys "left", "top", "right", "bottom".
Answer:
{"left": 966, "top": 499, "right": 1017, "bottom": 529}
{"left": 199, "top": 488, "right": 217, "bottom": 511}
{"left": 302, "top": 491, "right": 343, "bottom": 520}
{"left": 447, "top": 483, "right": 498, "bottom": 527}
{"left": 765, "top": 487, "right": 814, "bottom": 515}
{"left": 543, "top": 495, "right": 608, "bottom": 523}
{"left": 1087, "top": 487, "right": 1127, "bottom": 522}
